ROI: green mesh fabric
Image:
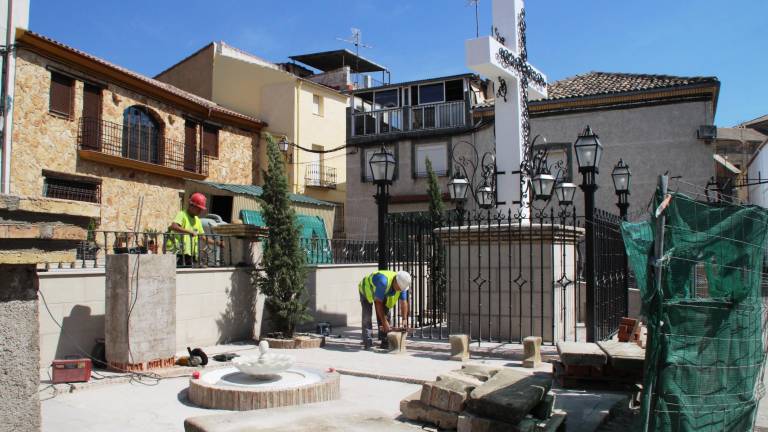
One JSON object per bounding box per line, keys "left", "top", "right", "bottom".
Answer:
{"left": 622, "top": 190, "right": 768, "bottom": 432}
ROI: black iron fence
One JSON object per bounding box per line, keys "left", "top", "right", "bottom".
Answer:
{"left": 589, "top": 209, "right": 629, "bottom": 341}
{"left": 78, "top": 117, "right": 209, "bottom": 176}
{"left": 298, "top": 237, "right": 377, "bottom": 265}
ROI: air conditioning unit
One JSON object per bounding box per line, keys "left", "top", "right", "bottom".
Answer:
{"left": 697, "top": 125, "right": 717, "bottom": 140}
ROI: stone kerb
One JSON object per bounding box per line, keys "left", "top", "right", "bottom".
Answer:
{"left": 435, "top": 221, "right": 584, "bottom": 343}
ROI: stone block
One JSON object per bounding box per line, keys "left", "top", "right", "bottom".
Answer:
{"left": 467, "top": 369, "right": 552, "bottom": 425}
{"left": 457, "top": 412, "right": 537, "bottom": 432}
{"left": 541, "top": 410, "right": 567, "bottom": 432}
{"left": 556, "top": 341, "right": 607, "bottom": 367}
{"left": 421, "top": 373, "right": 482, "bottom": 413}
{"left": 387, "top": 331, "right": 407, "bottom": 354}
{"left": 450, "top": 333, "right": 470, "bottom": 361}
{"left": 530, "top": 393, "right": 556, "bottom": 420}
{"left": 598, "top": 340, "right": 646, "bottom": 371}
{"left": 400, "top": 390, "right": 458, "bottom": 429}
{"left": 459, "top": 363, "right": 502, "bottom": 382}
{"left": 523, "top": 336, "right": 542, "bottom": 368}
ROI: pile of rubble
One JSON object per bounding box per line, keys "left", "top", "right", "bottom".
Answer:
{"left": 400, "top": 364, "right": 565, "bottom": 432}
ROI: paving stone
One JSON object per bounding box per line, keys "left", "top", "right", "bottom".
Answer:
{"left": 458, "top": 363, "right": 502, "bottom": 382}
{"left": 457, "top": 412, "right": 537, "bottom": 432}
{"left": 530, "top": 393, "right": 556, "bottom": 420}
{"left": 466, "top": 370, "right": 552, "bottom": 425}
{"left": 450, "top": 334, "right": 470, "bottom": 361}
{"left": 421, "top": 372, "right": 482, "bottom": 412}
{"left": 400, "top": 390, "right": 458, "bottom": 429}
{"left": 598, "top": 341, "right": 645, "bottom": 371}
{"left": 387, "top": 332, "right": 407, "bottom": 354}
{"left": 523, "top": 336, "right": 542, "bottom": 368}
{"left": 557, "top": 341, "right": 608, "bottom": 367}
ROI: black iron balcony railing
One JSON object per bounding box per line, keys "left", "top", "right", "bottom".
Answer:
{"left": 349, "top": 100, "right": 467, "bottom": 138}
{"left": 304, "top": 163, "right": 337, "bottom": 188}
{"left": 77, "top": 117, "right": 209, "bottom": 177}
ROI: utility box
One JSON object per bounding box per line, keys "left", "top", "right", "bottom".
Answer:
{"left": 51, "top": 358, "right": 92, "bottom": 384}
{"left": 105, "top": 254, "right": 176, "bottom": 371}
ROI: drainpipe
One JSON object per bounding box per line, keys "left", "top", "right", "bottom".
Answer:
{"left": 0, "top": 0, "right": 13, "bottom": 194}
{"left": 294, "top": 79, "right": 301, "bottom": 193}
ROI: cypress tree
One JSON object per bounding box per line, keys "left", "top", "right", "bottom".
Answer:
{"left": 257, "top": 133, "right": 310, "bottom": 337}
{"left": 425, "top": 158, "right": 447, "bottom": 313}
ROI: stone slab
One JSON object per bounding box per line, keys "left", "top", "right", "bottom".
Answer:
{"left": 186, "top": 409, "right": 418, "bottom": 432}
{"left": 400, "top": 390, "right": 459, "bottom": 429}
{"left": 531, "top": 392, "right": 556, "bottom": 420}
{"left": 523, "top": 336, "right": 542, "bottom": 368}
{"left": 421, "top": 372, "right": 482, "bottom": 412}
{"left": 542, "top": 410, "right": 567, "bottom": 432}
{"left": 457, "top": 412, "right": 537, "bottom": 432}
{"left": 450, "top": 334, "right": 470, "bottom": 361}
{"left": 557, "top": 341, "right": 608, "bottom": 367}
{"left": 598, "top": 341, "right": 646, "bottom": 371}
{"left": 467, "top": 370, "right": 552, "bottom": 425}
{"left": 459, "top": 363, "right": 502, "bottom": 382}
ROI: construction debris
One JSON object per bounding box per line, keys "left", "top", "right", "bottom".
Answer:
{"left": 554, "top": 340, "right": 645, "bottom": 388}
{"left": 399, "top": 364, "right": 565, "bottom": 432}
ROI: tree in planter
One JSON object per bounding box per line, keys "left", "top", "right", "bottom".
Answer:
{"left": 425, "top": 158, "right": 447, "bottom": 314}
{"left": 257, "top": 133, "right": 311, "bottom": 337}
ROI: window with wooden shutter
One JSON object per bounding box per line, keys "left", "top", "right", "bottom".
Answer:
{"left": 49, "top": 72, "right": 74, "bottom": 118}
{"left": 81, "top": 83, "right": 103, "bottom": 149}
{"left": 184, "top": 120, "right": 198, "bottom": 172}
{"left": 202, "top": 125, "right": 219, "bottom": 158}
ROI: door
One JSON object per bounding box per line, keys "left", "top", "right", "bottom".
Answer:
{"left": 81, "top": 83, "right": 102, "bottom": 150}
{"left": 184, "top": 120, "right": 198, "bottom": 172}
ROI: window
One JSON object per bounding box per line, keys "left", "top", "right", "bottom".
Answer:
{"left": 419, "top": 83, "right": 444, "bottom": 105}
{"left": 312, "top": 94, "right": 323, "bottom": 116}
{"left": 81, "top": 83, "right": 103, "bottom": 150}
{"left": 49, "top": 72, "right": 74, "bottom": 118}
{"left": 184, "top": 120, "right": 198, "bottom": 172}
{"left": 122, "top": 106, "right": 163, "bottom": 164}
{"left": 414, "top": 142, "right": 448, "bottom": 178}
{"left": 43, "top": 172, "right": 101, "bottom": 203}
{"left": 531, "top": 142, "right": 573, "bottom": 183}
{"left": 363, "top": 145, "right": 397, "bottom": 182}
{"left": 203, "top": 124, "right": 219, "bottom": 158}
{"left": 445, "top": 79, "right": 464, "bottom": 102}
{"left": 333, "top": 204, "right": 344, "bottom": 235}
{"left": 374, "top": 89, "right": 398, "bottom": 109}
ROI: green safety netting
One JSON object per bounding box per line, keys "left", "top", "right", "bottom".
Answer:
{"left": 240, "top": 210, "right": 332, "bottom": 264}
{"left": 622, "top": 189, "right": 768, "bottom": 432}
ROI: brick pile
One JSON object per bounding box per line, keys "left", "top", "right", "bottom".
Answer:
{"left": 554, "top": 338, "right": 645, "bottom": 388}
{"left": 400, "top": 364, "right": 566, "bottom": 431}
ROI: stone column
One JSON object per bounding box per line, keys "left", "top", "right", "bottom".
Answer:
{"left": 436, "top": 222, "right": 584, "bottom": 343}
{"left": 0, "top": 264, "right": 41, "bottom": 432}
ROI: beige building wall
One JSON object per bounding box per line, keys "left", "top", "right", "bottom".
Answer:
{"left": 11, "top": 49, "right": 260, "bottom": 232}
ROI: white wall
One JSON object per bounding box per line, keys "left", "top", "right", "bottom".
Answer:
{"left": 748, "top": 146, "right": 768, "bottom": 208}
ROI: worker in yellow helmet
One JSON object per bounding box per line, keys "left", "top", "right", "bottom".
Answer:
{"left": 358, "top": 270, "right": 411, "bottom": 350}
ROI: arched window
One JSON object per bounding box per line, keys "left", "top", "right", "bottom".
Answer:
{"left": 122, "top": 106, "right": 163, "bottom": 164}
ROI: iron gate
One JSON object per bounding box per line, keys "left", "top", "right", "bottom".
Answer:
{"left": 588, "top": 209, "right": 629, "bottom": 341}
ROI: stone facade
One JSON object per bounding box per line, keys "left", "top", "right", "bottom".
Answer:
{"left": 10, "top": 48, "right": 262, "bottom": 233}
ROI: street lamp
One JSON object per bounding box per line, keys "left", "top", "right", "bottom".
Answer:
{"left": 531, "top": 171, "right": 556, "bottom": 201}
{"left": 554, "top": 182, "right": 577, "bottom": 206}
{"left": 612, "top": 159, "right": 631, "bottom": 220}
{"left": 278, "top": 136, "right": 290, "bottom": 153}
{"left": 575, "top": 125, "right": 602, "bottom": 343}
{"left": 448, "top": 171, "right": 469, "bottom": 224}
{"left": 369, "top": 146, "right": 396, "bottom": 269}
{"left": 477, "top": 180, "right": 494, "bottom": 209}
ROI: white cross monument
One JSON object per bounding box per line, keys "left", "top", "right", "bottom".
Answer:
{"left": 466, "top": 0, "right": 547, "bottom": 217}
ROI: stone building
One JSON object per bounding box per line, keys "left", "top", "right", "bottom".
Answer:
{"left": 527, "top": 72, "right": 721, "bottom": 213}
{"left": 155, "top": 42, "right": 349, "bottom": 236}
{"left": 344, "top": 73, "right": 495, "bottom": 240}
{"left": 8, "top": 30, "right": 266, "bottom": 233}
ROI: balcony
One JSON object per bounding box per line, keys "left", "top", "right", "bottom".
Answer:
{"left": 349, "top": 100, "right": 468, "bottom": 141}
{"left": 77, "top": 117, "right": 209, "bottom": 179}
{"left": 304, "top": 163, "right": 337, "bottom": 189}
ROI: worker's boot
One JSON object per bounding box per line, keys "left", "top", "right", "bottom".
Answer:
{"left": 363, "top": 340, "right": 372, "bottom": 351}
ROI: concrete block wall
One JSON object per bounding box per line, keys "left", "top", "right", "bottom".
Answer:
{"left": 302, "top": 263, "right": 378, "bottom": 330}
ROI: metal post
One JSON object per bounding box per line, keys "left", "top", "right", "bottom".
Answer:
{"left": 375, "top": 183, "right": 389, "bottom": 270}
{"left": 617, "top": 192, "right": 630, "bottom": 318}
{"left": 581, "top": 170, "right": 598, "bottom": 342}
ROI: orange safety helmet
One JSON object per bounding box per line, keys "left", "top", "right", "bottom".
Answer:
{"left": 189, "top": 192, "right": 207, "bottom": 210}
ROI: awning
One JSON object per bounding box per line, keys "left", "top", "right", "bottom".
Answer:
{"left": 289, "top": 49, "right": 387, "bottom": 73}
{"left": 714, "top": 154, "right": 741, "bottom": 174}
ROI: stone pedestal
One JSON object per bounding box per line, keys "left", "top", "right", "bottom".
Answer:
{"left": 105, "top": 254, "right": 176, "bottom": 371}
{"left": 387, "top": 331, "right": 407, "bottom": 354}
{"left": 522, "top": 336, "right": 542, "bottom": 368}
{"left": 436, "top": 223, "right": 583, "bottom": 343}
{"left": 0, "top": 265, "right": 41, "bottom": 432}
{"left": 212, "top": 224, "right": 268, "bottom": 267}
{"left": 450, "top": 334, "right": 470, "bottom": 361}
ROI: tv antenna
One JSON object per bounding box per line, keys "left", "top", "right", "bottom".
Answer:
{"left": 337, "top": 28, "right": 373, "bottom": 87}
{"left": 466, "top": 0, "right": 480, "bottom": 38}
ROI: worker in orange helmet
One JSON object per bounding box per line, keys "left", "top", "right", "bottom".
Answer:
{"left": 167, "top": 192, "right": 210, "bottom": 267}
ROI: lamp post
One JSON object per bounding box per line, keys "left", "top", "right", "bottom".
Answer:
{"left": 448, "top": 171, "right": 469, "bottom": 224}
{"left": 369, "top": 146, "right": 396, "bottom": 270}
{"left": 612, "top": 159, "right": 631, "bottom": 220}
{"left": 278, "top": 137, "right": 290, "bottom": 153}
{"left": 575, "top": 125, "right": 603, "bottom": 342}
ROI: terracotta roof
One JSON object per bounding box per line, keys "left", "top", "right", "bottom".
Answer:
{"left": 534, "top": 72, "right": 718, "bottom": 102}
{"left": 16, "top": 30, "right": 266, "bottom": 128}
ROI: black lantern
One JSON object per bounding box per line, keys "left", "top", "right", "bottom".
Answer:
{"left": 369, "top": 146, "right": 396, "bottom": 185}
{"left": 477, "top": 180, "right": 494, "bottom": 209}
{"left": 278, "top": 137, "right": 290, "bottom": 153}
{"left": 531, "top": 171, "right": 556, "bottom": 201}
{"left": 554, "top": 182, "right": 577, "bottom": 206}
{"left": 448, "top": 171, "right": 469, "bottom": 202}
{"left": 612, "top": 159, "right": 631, "bottom": 194}
{"left": 575, "top": 125, "right": 603, "bottom": 173}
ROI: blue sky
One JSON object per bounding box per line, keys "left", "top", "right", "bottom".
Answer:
{"left": 30, "top": 0, "right": 766, "bottom": 126}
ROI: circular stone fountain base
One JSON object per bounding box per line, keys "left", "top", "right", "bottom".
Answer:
{"left": 261, "top": 336, "right": 324, "bottom": 349}
{"left": 188, "top": 366, "right": 340, "bottom": 410}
